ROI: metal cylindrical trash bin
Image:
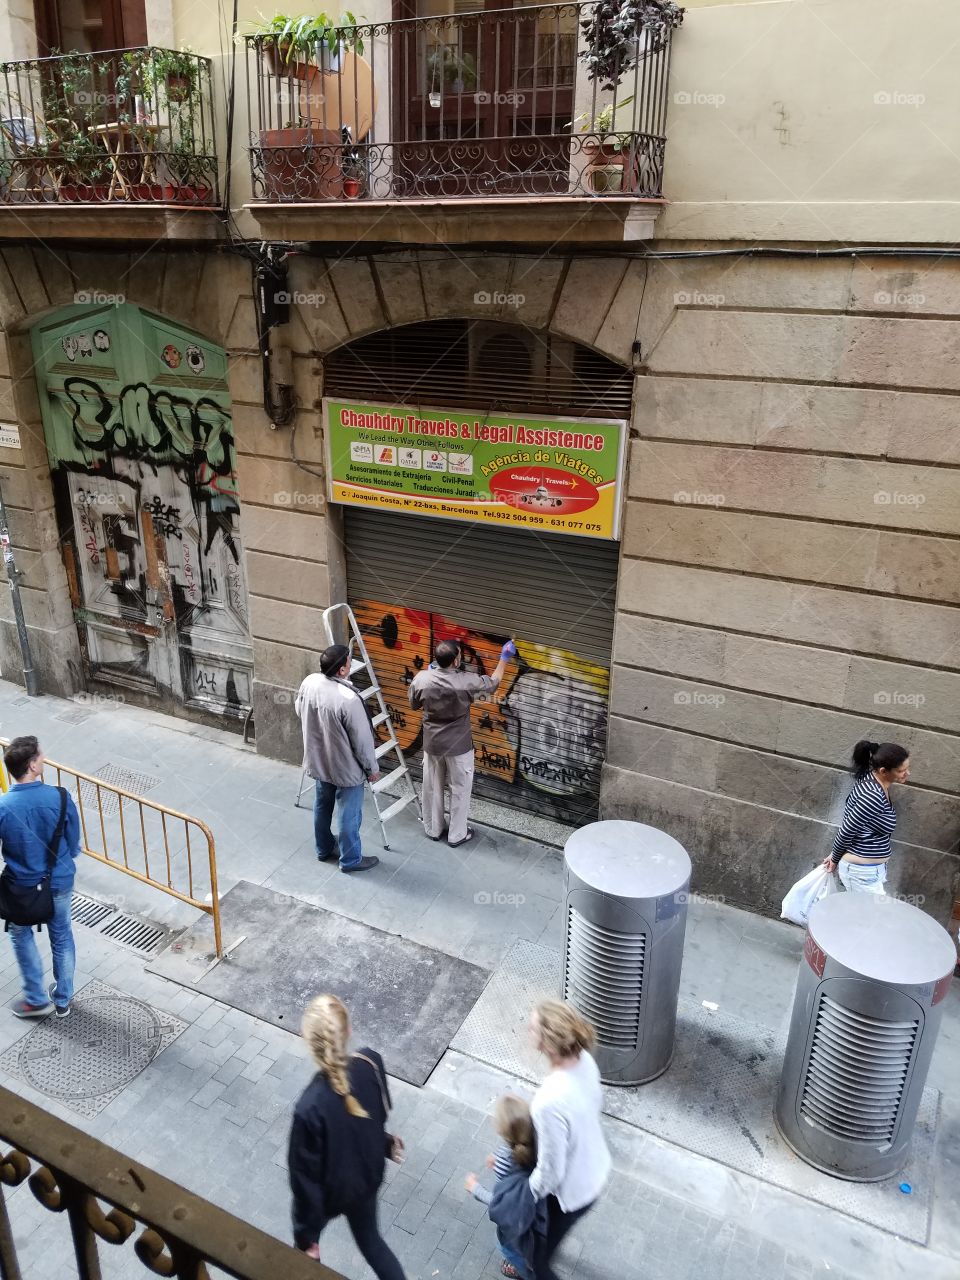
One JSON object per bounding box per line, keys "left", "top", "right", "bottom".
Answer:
{"left": 775, "top": 892, "right": 955, "bottom": 1181}
{"left": 562, "top": 820, "right": 691, "bottom": 1085}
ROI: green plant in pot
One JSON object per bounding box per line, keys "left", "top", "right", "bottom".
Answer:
{"left": 33, "top": 52, "right": 114, "bottom": 198}
{"left": 573, "top": 96, "right": 635, "bottom": 153}
{"left": 570, "top": 95, "right": 639, "bottom": 193}
{"left": 244, "top": 11, "right": 364, "bottom": 79}
{"left": 144, "top": 47, "right": 200, "bottom": 105}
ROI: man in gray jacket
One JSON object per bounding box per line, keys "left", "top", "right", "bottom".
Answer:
{"left": 295, "top": 644, "right": 381, "bottom": 874}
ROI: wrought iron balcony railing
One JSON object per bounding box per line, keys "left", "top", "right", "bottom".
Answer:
{"left": 0, "top": 1085, "right": 342, "bottom": 1279}
{"left": 244, "top": 3, "right": 674, "bottom": 203}
{"left": 0, "top": 48, "right": 218, "bottom": 207}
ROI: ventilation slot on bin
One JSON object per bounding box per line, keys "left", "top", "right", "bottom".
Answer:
{"left": 800, "top": 994, "right": 919, "bottom": 1143}
{"left": 563, "top": 906, "right": 645, "bottom": 1049}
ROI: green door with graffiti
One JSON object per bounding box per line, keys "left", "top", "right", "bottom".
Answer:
{"left": 31, "top": 303, "right": 253, "bottom": 719}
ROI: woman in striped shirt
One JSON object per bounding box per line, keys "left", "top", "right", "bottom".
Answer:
{"left": 822, "top": 739, "right": 910, "bottom": 894}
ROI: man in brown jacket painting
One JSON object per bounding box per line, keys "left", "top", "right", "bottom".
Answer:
{"left": 409, "top": 638, "right": 516, "bottom": 848}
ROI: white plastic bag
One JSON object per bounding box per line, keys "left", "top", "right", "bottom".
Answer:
{"left": 781, "top": 867, "right": 837, "bottom": 926}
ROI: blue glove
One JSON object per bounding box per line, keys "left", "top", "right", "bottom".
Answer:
{"left": 500, "top": 640, "right": 517, "bottom": 660}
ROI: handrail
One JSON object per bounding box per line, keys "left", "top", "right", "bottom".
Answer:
{"left": 0, "top": 1085, "right": 343, "bottom": 1279}
{"left": 243, "top": 2, "right": 675, "bottom": 202}
{"left": 0, "top": 744, "right": 223, "bottom": 957}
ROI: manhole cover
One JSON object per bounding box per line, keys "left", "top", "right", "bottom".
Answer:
{"left": 0, "top": 981, "right": 185, "bottom": 1117}
{"left": 79, "top": 764, "right": 162, "bottom": 817}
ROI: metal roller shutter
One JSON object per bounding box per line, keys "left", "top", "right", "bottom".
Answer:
{"left": 323, "top": 318, "right": 634, "bottom": 420}
{"left": 344, "top": 507, "right": 619, "bottom": 826}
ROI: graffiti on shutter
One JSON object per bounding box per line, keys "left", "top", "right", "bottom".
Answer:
{"left": 352, "top": 599, "right": 608, "bottom": 822}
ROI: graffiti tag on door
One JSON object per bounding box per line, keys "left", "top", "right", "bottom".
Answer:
{"left": 38, "top": 333, "right": 251, "bottom": 715}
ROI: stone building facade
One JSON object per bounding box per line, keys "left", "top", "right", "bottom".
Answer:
{"left": 0, "top": 0, "right": 957, "bottom": 926}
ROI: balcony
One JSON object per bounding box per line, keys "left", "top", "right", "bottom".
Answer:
{"left": 0, "top": 1085, "right": 341, "bottom": 1279}
{"left": 0, "top": 47, "right": 220, "bottom": 240}
{"left": 243, "top": 3, "right": 677, "bottom": 245}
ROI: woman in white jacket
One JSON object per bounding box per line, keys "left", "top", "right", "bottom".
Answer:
{"left": 527, "top": 1000, "right": 611, "bottom": 1280}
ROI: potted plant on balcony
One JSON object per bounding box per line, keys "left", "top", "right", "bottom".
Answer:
{"left": 246, "top": 12, "right": 364, "bottom": 80}
{"left": 35, "top": 55, "right": 114, "bottom": 200}
{"left": 571, "top": 96, "right": 637, "bottom": 193}
{"left": 579, "top": 0, "right": 685, "bottom": 91}
{"left": 246, "top": 14, "right": 366, "bottom": 200}
{"left": 339, "top": 124, "right": 364, "bottom": 197}
{"left": 142, "top": 47, "right": 200, "bottom": 105}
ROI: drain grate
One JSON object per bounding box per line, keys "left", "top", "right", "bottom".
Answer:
{"left": 100, "top": 914, "right": 166, "bottom": 956}
{"left": 70, "top": 892, "right": 117, "bottom": 929}
{"left": 79, "top": 764, "right": 162, "bottom": 817}
{"left": 69, "top": 891, "right": 169, "bottom": 956}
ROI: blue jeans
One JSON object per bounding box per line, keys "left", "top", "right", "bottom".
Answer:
{"left": 498, "top": 1231, "right": 532, "bottom": 1278}
{"left": 9, "top": 888, "right": 76, "bottom": 1008}
{"left": 314, "top": 781, "right": 365, "bottom": 869}
{"left": 839, "top": 861, "right": 887, "bottom": 895}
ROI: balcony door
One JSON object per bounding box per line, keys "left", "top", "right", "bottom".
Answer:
{"left": 391, "top": 0, "right": 578, "bottom": 195}
{"left": 33, "top": 0, "right": 147, "bottom": 56}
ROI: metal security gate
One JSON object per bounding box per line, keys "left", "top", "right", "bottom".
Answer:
{"left": 343, "top": 506, "right": 619, "bottom": 826}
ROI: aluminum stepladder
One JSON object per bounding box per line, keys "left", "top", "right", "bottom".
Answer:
{"left": 293, "top": 602, "right": 421, "bottom": 850}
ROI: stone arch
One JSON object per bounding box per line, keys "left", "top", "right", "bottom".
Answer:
{"left": 284, "top": 251, "right": 641, "bottom": 369}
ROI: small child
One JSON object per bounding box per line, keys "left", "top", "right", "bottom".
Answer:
{"left": 465, "top": 1094, "right": 539, "bottom": 1280}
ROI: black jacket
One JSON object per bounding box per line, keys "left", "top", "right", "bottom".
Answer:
{"left": 288, "top": 1048, "right": 392, "bottom": 1249}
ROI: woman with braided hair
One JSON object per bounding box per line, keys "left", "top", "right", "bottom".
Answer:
{"left": 288, "top": 994, "right": 407, "bottom": 1276}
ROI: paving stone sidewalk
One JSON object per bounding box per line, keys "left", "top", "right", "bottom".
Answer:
{"left": 0, "top": 683, "right": 957, "bottom": 1280}
{"left": 0, "top": 921, "right": 835, "bottom": 1280}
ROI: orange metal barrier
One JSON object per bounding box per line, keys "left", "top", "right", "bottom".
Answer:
{"left": 0, "top": 745, "right": 222, "bottom": 957}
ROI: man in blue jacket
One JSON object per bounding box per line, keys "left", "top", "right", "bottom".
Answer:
{"left": 0, "top": 736, "right": 81, "bottom": 1018}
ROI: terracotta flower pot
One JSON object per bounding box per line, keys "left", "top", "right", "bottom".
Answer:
{"left": 582, "top": 137, "right": 626, "bottom": 165}
{"left": 260, "top": 127, "right": 341, "bottom": 200}
{"left": 264, "top": 40, "right": 311, "bottom": 80}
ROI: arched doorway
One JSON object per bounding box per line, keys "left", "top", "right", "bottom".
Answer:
{"left": 30, "top": 303, "right": 253, "bottom": 721}
{"left": 324, "top": 318, "right": 632, "bottom": 826}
